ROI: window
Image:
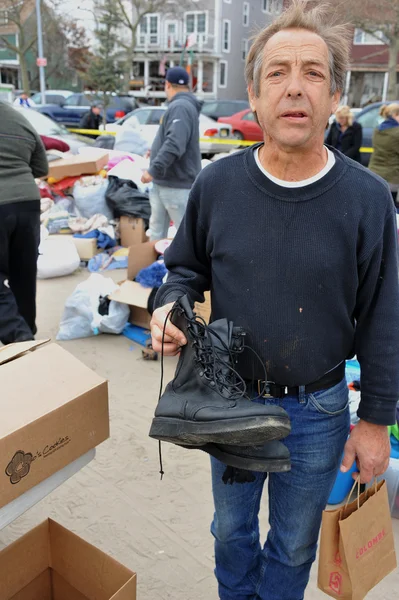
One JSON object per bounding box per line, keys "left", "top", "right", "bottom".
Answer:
{"left": 353, "top": 28, "right": 388, "bottom": 45}
{"left": 185, "top": 11, "right": 207, "bottom": 43}
{"left": 243, "top": 2, "right": 250, "bottom": 26}
{"left": 223, "top": 19, "right": 231, "bottom": 53}
{"left": 357, "top": 106, "right": 384, "bottom": 129}
{"left": 263, "top": 0, "right": 282, "bottom": 13}
{"left": 148, "top": 109, "right": 166, "bottom": 124}
{"left": 224, "top": 0, "right": 232, "bottom": 3}
{"left": 139, "top": 14, "right": 160, "bottom": 45}
{"left": 219, "top": 61, "right": 228, "bottom": 88}
{"left": 64, "top": 94, "right": 81, "bottom": 107}
{"left": 243, "top": 111, "right": 255, "bottom": 122}
{"left": 241, "top": 39, "right": 249, "bottom": 61}
{"left": 0, "top": 10, "right": 8, "bottom": 25}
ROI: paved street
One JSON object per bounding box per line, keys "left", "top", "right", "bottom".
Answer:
{"left": 0, "top": 269, "right": 398, "bottom": 599}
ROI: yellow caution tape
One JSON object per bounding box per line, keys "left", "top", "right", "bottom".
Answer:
{"left": 68, "top": 128, "right": 374, "bottom": 153}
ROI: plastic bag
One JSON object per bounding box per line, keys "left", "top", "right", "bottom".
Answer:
{"left": 73, "top": 176, "right": 113, "bottom": 220}
{"left": 37, "top": 235, "right": 80, "bottom": 279}
{"left": 114, "top": 128, "right": 149, "bottom": 156}
{"left": 56, "top": 273, "right": 130, "bottom": 340}
{"left": 105, "top": 175, "right": 151, "bottom": 221}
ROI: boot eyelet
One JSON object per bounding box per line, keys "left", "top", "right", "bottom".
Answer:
{"left": 199, "top": 371, "right": 204, "bottom": 377}
{"left": 210, "top": 381, "right": 216, "bottom": 387}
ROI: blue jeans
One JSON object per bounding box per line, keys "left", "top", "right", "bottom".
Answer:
{"left": 149, "top": 183, "right": 190, "bottom": 241}
{"left": 211, "top": 379, "right": 350, "bottom": 600}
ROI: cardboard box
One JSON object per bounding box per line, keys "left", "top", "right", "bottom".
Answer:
{"left": 0, "top": 341, "right": 109, "bottom": 510}
{"left": 120, "top": 216, "right": 147, "bottom": 248}
{"left": 73, "top": 237, "right": 99, "bottom": 261}
{"left": 110, "top": 241, "right": 211, "bottom": 327}
{"left": 50, "top": 235, "right": 99, "bottom": 261}
{"left": 48, "top": 152, "right": 109, "bottom": 180}
{"left": 0, "top": 519, "right": 136, "bottom": 600}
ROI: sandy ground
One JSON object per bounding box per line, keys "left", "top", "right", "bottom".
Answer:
{"left": 0, "top": 267, "right": 398, "bottom": 599}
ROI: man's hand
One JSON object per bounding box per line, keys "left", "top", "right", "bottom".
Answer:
{"left": 341, "top": 420, "right": 390, "bottom": 484}
{"left": 151, "top": 302, "right": 187, "bottom": 356}
{"left": 141, "top": 170, "right": 153, "bottom": 184}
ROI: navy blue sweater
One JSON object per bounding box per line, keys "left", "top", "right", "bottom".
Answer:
{"left": 156, "top": 146, "right": 399, "bottom": 426}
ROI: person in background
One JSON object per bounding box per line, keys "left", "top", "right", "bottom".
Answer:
{"left": 326, "top": 105, "right": 362, "bottom": 162}
{"left": 79, "top": 103, "right": 103, "bottom": 137}
{"left": 13, "top": 92, "right": 36, "bottom": 109}
{"left": 141, "top": 66, "right": 201, "bottom": 241}
{"left": 369, "top": 103, "right": 399, "bottom": 209}
{"left": 0, "top": 102, "right": 48, "bottom": 344}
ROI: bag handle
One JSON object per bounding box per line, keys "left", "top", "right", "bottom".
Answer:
{"left": 345, "top": 476, "right": 361, "bottom": 509}
{"left": 344, "top": 476, "right": 378, "bottom": 509}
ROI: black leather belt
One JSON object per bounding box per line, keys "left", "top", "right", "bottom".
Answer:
{"left": 250, "top": 362, "right": 346, "bottom": 399}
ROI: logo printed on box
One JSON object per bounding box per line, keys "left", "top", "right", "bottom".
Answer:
{"left": 329, "top": 571, "right": 342, "bottom": 596}
{"left": 5, "top": 451, "right": 33, "bottom": 484}
{"left": 5, "top": 436, "right": 71, "bottom": 484}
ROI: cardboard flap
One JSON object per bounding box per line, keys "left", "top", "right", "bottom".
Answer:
{"left": 127, "top": 242, "right": 158, "bottom": 281}
{"left": 49, "top": 520, "right": 136, "bottom": 600}
{"left": 0, "top": 340, "right": 50, "bottom": 366}
{"left": 109, "top": 281, "right": 151, "bottom": 309}
{"left": 0, "top": 521, "right": 50, "bottom": 600}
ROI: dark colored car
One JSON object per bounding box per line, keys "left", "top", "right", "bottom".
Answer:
{"left": 36, "top": 93, "right": 139, "bottom": 127}
{"left": 354, "top": 102, "right": 399, "bottom": 167}
{"left": 218, "top": 109, "right": 263, "bottom": 141}
{"left": 201, "top": 100, "right": 250, "bottom": 121}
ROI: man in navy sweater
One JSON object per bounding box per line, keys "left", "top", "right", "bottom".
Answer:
{"left": 150, "top": 1, "right": 399, "bottom": 598}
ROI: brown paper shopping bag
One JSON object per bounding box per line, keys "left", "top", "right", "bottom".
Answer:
{"left": 318, "top": 479, "right": 397, "bottom": 600}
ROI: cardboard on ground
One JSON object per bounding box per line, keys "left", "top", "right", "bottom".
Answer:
{"left": 0, "top": 519, "right": 136, "bottom": 599}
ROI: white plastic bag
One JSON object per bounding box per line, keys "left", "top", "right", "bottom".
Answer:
{"left": 73, "top": 176, "right": 113, "bottom": 220}
{"left": 56, "top": 274, "right": 130, "bottom": 340}
{"left": 37, "top": 234, "right": 80, "bottom": 279}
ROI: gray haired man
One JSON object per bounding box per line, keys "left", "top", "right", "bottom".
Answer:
{"left": 150, "top": 2, "right": 399, "bottom": 598}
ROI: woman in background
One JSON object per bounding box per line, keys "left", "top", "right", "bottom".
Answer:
{"left": 369, "top": 103, "right": 399, "bottom": 210}
{"left": 326, "top": 105, "right": 362, "bottom": 162}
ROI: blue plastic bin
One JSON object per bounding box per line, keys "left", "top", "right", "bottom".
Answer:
{"left": 328, "top": 460, "right": 357, "bottom": 505}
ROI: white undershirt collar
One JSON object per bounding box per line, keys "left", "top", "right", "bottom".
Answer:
{"left": 254, "top": 146, "right": 336, "bottom": 188}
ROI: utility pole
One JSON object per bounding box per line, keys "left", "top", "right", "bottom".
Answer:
{"left": 35, "top": 0, "right": 46, "bottom": 104}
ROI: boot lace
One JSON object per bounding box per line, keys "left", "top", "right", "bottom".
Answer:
{"left": 157, "top": 303, "right": 270, "bottom": 479}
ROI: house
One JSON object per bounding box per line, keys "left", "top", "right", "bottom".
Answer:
{"left": 130, "top": 0, "right": 283, "bottom": 100}
{"left": 344, "top": 28, "right": 399, "bottom": 107}
{"left": 0, "top": 1, "right": 35, "bottom": 89}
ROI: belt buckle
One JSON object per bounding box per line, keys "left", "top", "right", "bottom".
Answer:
{"left": 258, "top": 380, "right": 275, "bottom": 399}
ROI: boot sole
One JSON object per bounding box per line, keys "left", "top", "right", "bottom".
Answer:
{"left": 200, "top": 444, "right": 291, "bottom": 473}
{"left": 149, "top": 416, "right": 291, "bottom": 446}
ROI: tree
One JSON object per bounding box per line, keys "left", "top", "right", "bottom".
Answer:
{"left": 95, "top": 0, "right": 200, "bottom": 92}
{"left": 0, "top": 0, "right": 36, "bottom": 93}
{"left": 335, "top": 0, "right": 399, "bottom": 101}
{"left": 86, "top": 4, "right": 124, "bottom": 124}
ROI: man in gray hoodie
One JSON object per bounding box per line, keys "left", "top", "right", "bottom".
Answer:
{"left": 141, "top": 67, "right": 201, "bottom": 240}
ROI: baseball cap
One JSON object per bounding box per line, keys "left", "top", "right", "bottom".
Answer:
{"left": 165, "top": 66, "right": 189, "bottom": 86}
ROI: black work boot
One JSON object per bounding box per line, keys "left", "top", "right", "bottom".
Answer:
{"left": 185, "top": 439, "right": 291, "bottom": 473}
{"left": 149, "top": 295, "right": 290, "bottom": 446}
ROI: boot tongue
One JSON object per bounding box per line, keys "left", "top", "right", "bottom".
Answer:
{"left": 206, "top": 319, "right": 233, "bottom": 378}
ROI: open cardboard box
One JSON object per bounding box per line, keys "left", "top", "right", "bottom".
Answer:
{"left": 109, "top": 241, "right": 211, "bottom": 328}
{"left": 0, "top": 341, "right": 109, "bottom": 510}
{"left": 0, "top": 519, "right": 136, "bottom": 599}
{"left": 48, "top": 152, "right": 109, "bottom": 180}
{"left": 119, "top": 217, "right": 147, "bottom": 248}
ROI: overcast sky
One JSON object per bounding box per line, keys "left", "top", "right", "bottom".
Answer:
{"left": 58, "top": 0, "right": 96, "bottom": 40}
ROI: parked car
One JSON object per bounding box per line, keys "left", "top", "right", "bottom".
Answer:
{"left": 31, "top": 90, "right": 74, "bottom": 106}
{"left": 14, "top": 107, "right": 92, "bottom": 153}
{"left": 104, "top": 106, "right": 237, "bottom": 157}
{"left": 353, "top": 102, "right": 399, "bottom": 167}
{"left": 201, "top": 100, "right": 250, "bottom": 121}
{"left": 218, "top": 109, "right": 263, "bottom": 141}
{"left": 36, "top": 93, "right": 139, "bottom": 127}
